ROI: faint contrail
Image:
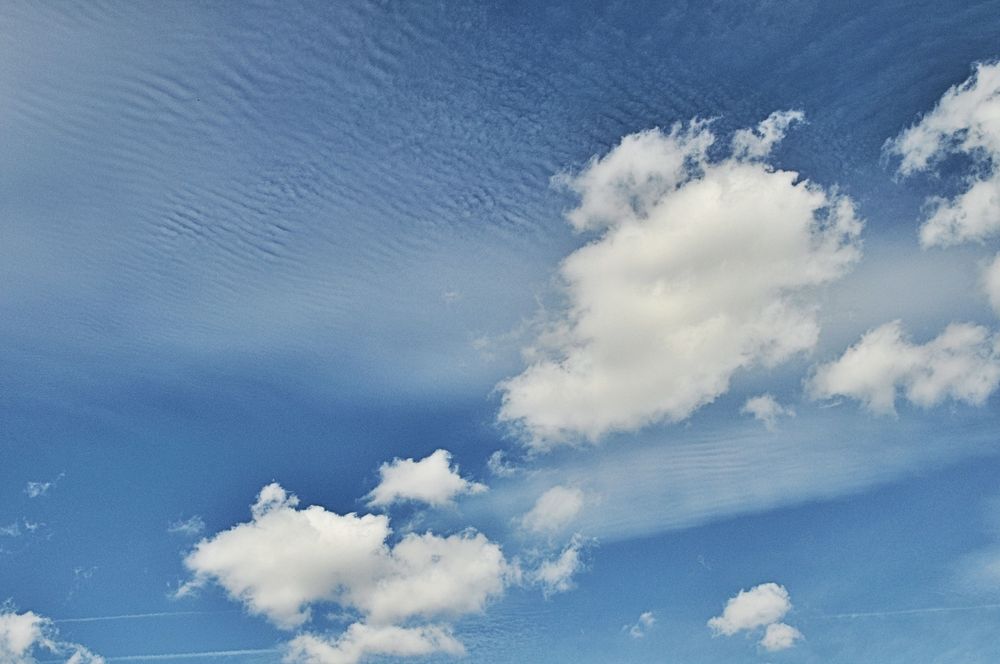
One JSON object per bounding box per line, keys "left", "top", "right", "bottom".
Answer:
{"left": 54, "top": 610, "right": 237, "bottom": 623}
{"left": 820, "top": 603, "right": 1000, "bottom": 619}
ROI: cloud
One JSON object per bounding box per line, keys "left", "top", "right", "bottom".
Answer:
{"left": 759, "top": 622, "right": 803, "bottom": 651}
{"left": 887, "top": 61, "right": 1000, "bottom": 248}
{"left": 180, "top": 483, "right": 514, "bottom": 663}
{"left": 531, "top": 536, "right": 586, "bottom": 597}
{"left": 487, "top": 450, "right": 519, "bottom": 478}
{"left": 0, "top": 606, "right": 104, "bottom": 664}
{"left": 626, "top": 611, "right": 656, "bottom": 639}
{"left": 366, "top": 449, "right": 486, "bottom": 509}
{"left": 983, "top": 253, "right": 1000, "bottom": 316}
{"left": 520, "top": 486, "right": 585, "bottom": 535}
{"left": 286, "top": 623, "right": 464, "bottom": 664}
{"left": 740, "top": 394, "right": 794, "bottom": 430}
{"left": 498, "top": 111, "right": 862, "bottom": 447}
{"left": 167, "top": 515, "right": 206, "bottom": 537}
{"left": 709, "top": 583, "right": 801, "bottom": 651}
{"left": 809, "top": 320, "right": 1000, "bottom": 414}
{"left": 25, "top": 473, "right": 62, "bottom": 499}
{"left": 708, "top": 583, "right": 792, "bottom": 636}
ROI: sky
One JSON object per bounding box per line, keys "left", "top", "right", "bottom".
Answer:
{"left": 4, "top": 0, "right": 1000, "bottom": 662}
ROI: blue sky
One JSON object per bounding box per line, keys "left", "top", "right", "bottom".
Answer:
{"left": 4, "top": 0, "right": 1000, "bottom": 662}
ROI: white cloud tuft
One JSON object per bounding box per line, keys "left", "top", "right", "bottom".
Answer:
{"left": 531, "top": 537, "right": 586, "bottom": 596}
{"left": 626, "top": 611, "right": 656, "bottom": 638}
{"left": 366, "top": 449, "right": 486, "bottom": 509}
{"left": 740, "top": 394, "right": 795, "bottom": 430}
{"left": 887, "top": 61, "right": 1000, "bottom": 247}
{"left": 167, "top": 515, "right": 206, "bottom": 537}
{"left": 759, "top": 622, "right": 803, "bottom": 652}
{"left": 0, "top": 607, "right": 103, "bottom": 664}
{"left": 499, "top": 112, "right": 862, "bottom": 447}
{"left": 285, "top": 623, "right": 464, "bottom": 664}
{"left": 520, "top": 486, "right": 585, "bottom": 534}
{"left": 709, "top": 583, "right": 801, "bottom": 651}
{"left": 810, "top": 320, "right": 1000, "bottom": 414}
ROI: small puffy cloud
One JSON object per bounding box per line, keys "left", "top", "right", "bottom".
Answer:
{"left": 740, "top": 394, "right": 794, "bottom": 430}
{"left": 531, "top": 537, "right": 586, "bottom": 596}
{"left": 0, "top": 607, "right": 103, "bottom": 664}
{"left": 180, "top": 483, "right": 513, "bottom": 663}
{"left": 499, "top": 112, "right": 862, "bottom": 447}
{"left": 520, "top": 486, "right": 585, "bottom": 535}
{"left": 366, "top": 449, "right": 486, "bottom": 509}
{"left": 760, "top": 622, "right": 803, "bottom": 652}
{"left": 626, "top": 611, "right": 656, "bottom": 639}
{"left": 286, "top": 623, "right": 464, "bottom": 664}
{"left": 887, "top": 61, "right": 1000, "bottom": 247}
{"left": 810, "top": 320, "right": 1000, "bottom": 414}
{"left": 708, "top": 582, "right": 792, "bottom": 636}
{"left": 167, "top": 515, "right": 205, "bottom": 537}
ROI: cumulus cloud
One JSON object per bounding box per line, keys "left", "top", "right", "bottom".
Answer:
{"left": 709, "top": 583, "right": 801, "bottom": 651}
{"left": 499, "top": 112, "right": 862, "bottom": 447}
{"left": 520, "top": 486, "right": 585, "bottom": 534}
{"left": 759, "top": 622, "right": 803, "bottom": 652}
{"left": 286, "top": 624, "right": 464, "bottom": 664}
{"left": 531, "top": 537, "right": 586, "bottom": 596}
{"left": 626, "top": 611, "right": 656, "bottom": 638}
{"left": 887, "top": 61, "right": 1000, "bottom": 248}
{"left": 180, "top": 483, "right": 513, "bottom": 664}
{"left": 708, "top": 583, "right": 792, "bottom": 636}
{"left": 0, "top": 607, "right": 103, "bottom": 664}
{"left": 810, "top": 320, "right": 1000, "bottom": 414}
{"left": 25, "top": 473, "right": 62, "bottom": 499}
{"left": 366, "top": 449, "right": 486, "bottom": 509}
{"left": 740, "top": 394, "right": 795, "bottom": 430}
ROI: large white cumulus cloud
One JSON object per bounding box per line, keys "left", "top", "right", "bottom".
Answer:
{"left": 179, "top": 483, "right": 514, "bottom": 664}
{"left": 498, "top": 111, "right": 863, "bottom": 447}
{"left": 810, "top": 320, "right": 1000, "bottom": 414}
{"left": 888, "top": 61, "right": 1000, "bottom": 248}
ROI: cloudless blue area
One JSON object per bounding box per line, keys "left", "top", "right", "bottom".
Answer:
{"left": 3, "top": 0, "right": 1000, "bottom": 661}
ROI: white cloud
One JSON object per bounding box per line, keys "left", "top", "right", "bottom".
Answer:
{"left": 740, "top": 394, "right": 794, "bottom": 430}
{"left": 982, "top": 253, "right": 1000, "bottom": 316}
{"left": 366, "top": 449, "right": 486, "bottom": 509}
{"left": 487, "top": 450, "right": 519, "bottom": 477}
{"left": 759, "top": 622, "right": 803, "bottom": 651}
{"left": 167, "top": 515, "right": 206, "bottom": 537}
{"left": 25, "top": 473, "right": 62, "bottom": 499}
{"left": 499, "top": 112, "right": 862, "bottom": 447}
{"left": 180, "top": 483, "right": 513, "bottom": 663}
{"left": 0, "top": 607, "right": 103, "bottom": 664}
{"left": 709, "top": 583, "right": 801, "bottom": 651}
{"left": 531, "top": 537, "right": 586, "bottom": 597}
{"left": 887, "top": 61, "right": 1000, "bottom": 247}
{"left": 708, "top": 582, "right": 792, "bottom": 636}
{"left": 285, "top": 624, "right": 464, "bottom": 664}
{"left": 810, "top": 320, "right": 1000, "bottom": 414}
{"left": 626, "top": 611, "right": 656, "bottom": 639}
{"left": 520, "top": 486, "right": 585, "bottom": 534}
